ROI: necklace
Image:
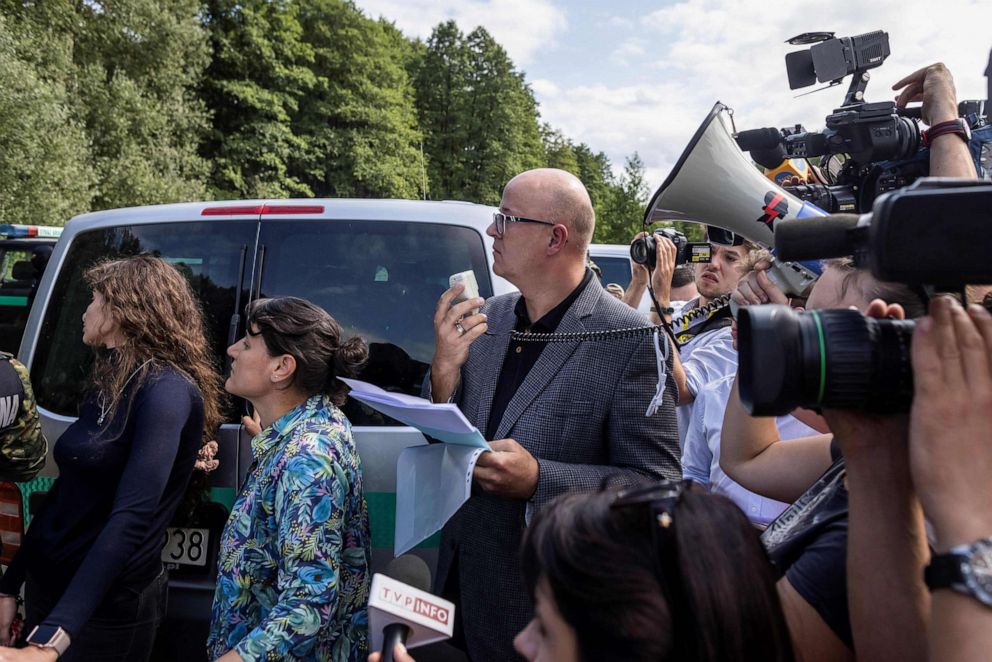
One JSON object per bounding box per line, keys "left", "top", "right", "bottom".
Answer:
{"left": 97, "top": 359, "right": 153, "bottom": 425}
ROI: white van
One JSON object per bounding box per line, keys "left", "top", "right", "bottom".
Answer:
{"left": 9, "top": 199, "right": 511, "bottom": 659}
{"left": 587, "top": 243, "right": 652, "bottom": 313}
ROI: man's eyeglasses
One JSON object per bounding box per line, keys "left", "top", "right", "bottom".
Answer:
{"left": 493, "top": 211, "right": 555, "bottom": 236}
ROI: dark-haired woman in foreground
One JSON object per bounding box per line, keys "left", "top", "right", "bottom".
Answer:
{"left": 372, "top": 482, "right": 794, "bottom": 662}
{"left": 208, "top": 297, "right": 371, "bottom": 662}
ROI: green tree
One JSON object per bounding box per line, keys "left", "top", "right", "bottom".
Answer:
{"left": 201, "top": 0, "right": 315, "bottom": 199}
{"left": 595, "top": 152, "right": 648, "bottom": 244}
{"left": 71, "top": 0, "right": 210, "bottom": 209}
{"left": 294, "top": 1, "right": 423, "bottom": 198}
{"left": 413, "top": 22, "right": 544, "bottom": 204}
{"left": 1, "top": 0, "right": 208, "bottom": 213}
{"left": 572, "top": 144, "right": 614, "bottom": 230}
{"left": 0, "top": 13, "right": 92, "bottom": 226}
{"left": 541, "top": 125, "right": 579, "bottom": 176}
{"left": 459, "top": 27, "right": 544, "bottom": 204}
{"left": 413, "top": 20, "right": 469, "bottom": 200}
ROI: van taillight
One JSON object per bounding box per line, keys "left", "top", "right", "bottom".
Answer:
{"left": 0, "top": 482, "right": 22, "bottom": 564}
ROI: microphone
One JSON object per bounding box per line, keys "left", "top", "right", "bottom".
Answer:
{"left": 735, "top": 127, "right": 784, "bottom": 152}
{"left": 775, "top": 214, "right": 866, "bottom": 262}
{"left": 370, "top": 555, "right": 454, "bottom": 661}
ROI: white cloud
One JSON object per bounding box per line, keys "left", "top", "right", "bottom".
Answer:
{"left": 354, "top": 0, "right": 567, "bottom": 66}
{"left": 533, "top": 80, "right": 700, "bottom": 184}
{"left": 537, "top": 0, "right": 992, "bottom": 192}
{"left": 607, "top": 16, "right": 634, "bottom": 29}
{"left": 530, "top": 78, "right": 561, "bottom": 97}
{"left": 611, "top": 38, "right": 647, "bottom": 65}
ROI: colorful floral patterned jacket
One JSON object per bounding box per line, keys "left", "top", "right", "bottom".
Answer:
{"left": 208, "top": 395, "right": 371, "bottom": 661}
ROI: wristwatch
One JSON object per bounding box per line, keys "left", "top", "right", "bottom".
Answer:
{"left": 26, "top": 624, "right": 71, "bottom": 657}
{"left": 924, "top": 537, "right": 992, "bottom": 607}
{"left": 922, "top": 117, "right": 972, "bottom": 147}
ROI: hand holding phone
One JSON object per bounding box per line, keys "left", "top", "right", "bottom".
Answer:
{"left": 449, "top": 271, "right": 480, "bottom": 315}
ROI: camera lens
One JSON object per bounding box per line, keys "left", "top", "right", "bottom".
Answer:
{"left": 737, "top": 305, "right": 914, "bottom": 415}
{"left": 630, "top": 236, "right": 656, "bottom": 269}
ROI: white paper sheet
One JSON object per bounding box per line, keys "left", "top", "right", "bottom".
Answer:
{"left": 340, "top": 377, "right": 488, "bottom": 448}
{"left": 394, "top": 444, "right": 487, "bottom": 556}
{"left": 338, "top": 377, "right": 491, "bottom": 554}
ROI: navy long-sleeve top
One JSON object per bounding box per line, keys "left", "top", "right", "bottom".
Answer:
{"left": 0, "top": 363, "right": 204, "bottom": 637}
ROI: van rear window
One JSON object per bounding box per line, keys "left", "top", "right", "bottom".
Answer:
{"left": 31, "top": 218, "right": 493, "bottom": 427}
{"left": 31, "top": 221, "right": 257, "bottom": 418}
{"left": 254, "top": 219, "right": 492, "bottom": 426}
{"left": 592, "top": 256, "right": 632, "bottom": 289}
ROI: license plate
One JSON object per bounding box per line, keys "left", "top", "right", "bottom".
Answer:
{"left": 161, "top": 527, "right": 210, "bottom": 567}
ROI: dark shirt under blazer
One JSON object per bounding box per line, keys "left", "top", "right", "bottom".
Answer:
{"left": 433, "top": 276, "right": 681, "bottom": 662}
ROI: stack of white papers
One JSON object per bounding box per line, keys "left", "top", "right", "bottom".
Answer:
{"left": 340, "top": 378, "right": 490, "bottom": 555}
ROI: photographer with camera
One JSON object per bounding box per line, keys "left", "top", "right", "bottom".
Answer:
{"left": 623, "top": 254, "right": 696, "bottom": 313}
{"left": 629, "top": 228, "right": 752, "bottom": 444}
{"left": 723, "top": 256, "right": 926, "bottom": 662}
{"left": 721, "top": 59, "right": 983, "bottom": 662}
{"left": 682, "top": 250, "right": 819, "bottom": 527}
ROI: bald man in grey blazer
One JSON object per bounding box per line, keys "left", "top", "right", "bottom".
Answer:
{"left": 427, "top": 169, "right": 681, "bottom": 661}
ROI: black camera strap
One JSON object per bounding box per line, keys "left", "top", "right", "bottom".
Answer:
{"left": 506, "top": 295, "right": 733, "bottom": 345}
{"left": 672, "top": 296, "right": 733, "bottom": 345}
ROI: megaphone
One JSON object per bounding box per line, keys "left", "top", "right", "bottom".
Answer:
{"left": 645, "top": 102, "right": 824, "bottom": 297}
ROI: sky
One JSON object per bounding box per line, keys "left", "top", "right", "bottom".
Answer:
{"left": 353, "top": 0, "right": 992, "bottom": 193}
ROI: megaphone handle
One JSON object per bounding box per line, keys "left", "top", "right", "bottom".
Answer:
{"left": 766, "top": 259, "right": 819, "bottom": 299}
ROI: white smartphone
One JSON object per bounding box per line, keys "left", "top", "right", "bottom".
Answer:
{"left": 449, "top": 270, "right": 480, "bottom": 314}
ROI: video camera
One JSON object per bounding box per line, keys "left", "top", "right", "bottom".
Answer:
{"left": 736, "top": 178, "right": 992, "bottom": 416}
{"left": 630, "top": 228, "right": 711, "bottom": 271}
{"left": 735, "top": 30, "right": 986, "bottom": 214}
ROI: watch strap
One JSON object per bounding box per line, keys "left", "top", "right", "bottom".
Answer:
{"left": 924, "top": 551, "right": 965, "bottom": 590}
{"left": 922, "top": 118, "right": 970, "bottom": 147}
{"left": 27, "top": 625, "right": 71, "bottom": 656}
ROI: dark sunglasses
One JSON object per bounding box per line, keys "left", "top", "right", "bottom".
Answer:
{"left": 706, "top": 225, "right": 746, "bottom": 247}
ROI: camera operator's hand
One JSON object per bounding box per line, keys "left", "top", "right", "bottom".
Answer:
{"left": 623, "top": 232, "right": 650, "bottom": 309}
{"left": 910, "top": 297, "right": 992, "bottom": 551}
{"left": 732, "top": 259, "right": 789, "bottom": 307}
{"left": 430, "top": 284, "right": 487, "bottom": 402}
{"left": 893, "top": 62, "right": 958, "bottom": 125}
{"left": 649, "top": 237, "right": 677, "bottom": 308}
{"left": 629, "top": 232, "right": 649, "bottom": 286}
{"left": 823, "top": 299, "right": 910, "bottom": 454}
{"left": 824, "top": 299, "right": 929, "bottom": 662}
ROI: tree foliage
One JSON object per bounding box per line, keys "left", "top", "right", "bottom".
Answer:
{"left": 294, "top": 0, "right": 423, "bottom": 199}
{"left": 201, "top": 0, "right": 314, "bottom": 198}
{"left": 0, "top": 13, "right": 91, "bottom": 226}
{"left": 413, "top": 22, "right": 544, "bottom": 204}
{"left": 0, "top": 2, "right": 656, "bottom": 230}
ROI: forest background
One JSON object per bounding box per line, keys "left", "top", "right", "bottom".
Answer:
{"left": 0, "top": 0, "right": 683, "bottom": 243}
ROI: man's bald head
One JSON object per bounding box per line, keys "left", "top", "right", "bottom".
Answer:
{"left": 503, "top": 169, "right": 595, "bottom": 251}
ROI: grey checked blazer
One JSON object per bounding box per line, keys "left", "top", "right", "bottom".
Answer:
{"left": 431, "top": 277, "right": 681, "bottom": 662}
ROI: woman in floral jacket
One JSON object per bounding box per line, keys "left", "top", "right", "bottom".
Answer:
{"left": 208, "top": 297, "right": 371, "bottom": 662}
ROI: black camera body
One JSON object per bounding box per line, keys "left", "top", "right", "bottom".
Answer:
{"left": 760, "top": 101, "right": 921, "bottom": 169}
{"left": 736, "top": 30, "right": 982, "bottom": 214}
{"left": 737, "top": 179, "right": 992, "bottom": 415}
{"left": 630, "top": 228, "right": 711, "bottom": 270}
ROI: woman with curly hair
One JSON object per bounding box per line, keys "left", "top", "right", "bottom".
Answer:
{"left": 208, "top": 297, "right": 371, "bottom": 662}
{"left": 0, "top": 255, "right": 223, "bottom": 662}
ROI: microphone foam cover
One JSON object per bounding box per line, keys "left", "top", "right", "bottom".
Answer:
{"left": 776, "top": 214, "right": 860, "bottom": 261}
{"left": 384, "top": 555, "right": 432, "bottom": 593}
